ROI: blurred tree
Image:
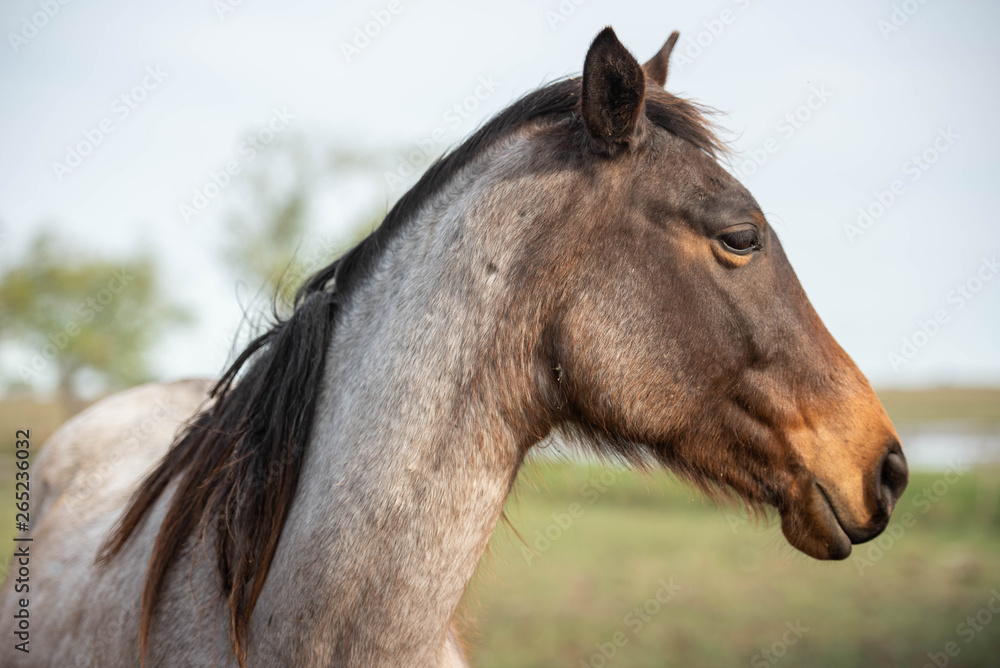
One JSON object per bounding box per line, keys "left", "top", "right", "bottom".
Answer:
{"left": 220, "top": 136, "right": 388, "bottom": 311}
{"left": 0, "top": 231, "right": 190, "bottom": 415}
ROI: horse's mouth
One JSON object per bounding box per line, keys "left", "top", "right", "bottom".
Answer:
{"left": 816, "top": 483, "right": 859, "bottom": 549}
{"left": 779, "top": 481, "right": 853, "bottom": 560}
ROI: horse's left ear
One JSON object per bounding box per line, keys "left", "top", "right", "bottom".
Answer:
{"left": 581, "top": 27, "right": 647, "bottom": 154}
{"left": 642, "top": 31, "right": 680, "bottom": 87}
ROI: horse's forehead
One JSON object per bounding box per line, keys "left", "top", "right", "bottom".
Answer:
{"left": 649, "top": 136, "right": 730, "bottom": 187}
{"left": 624, "top": 142, "right": 757, "bottom": 221}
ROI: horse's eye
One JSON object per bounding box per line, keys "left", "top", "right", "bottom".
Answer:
{"left": 718, "top": 228, "right": 760, "bottom": 255}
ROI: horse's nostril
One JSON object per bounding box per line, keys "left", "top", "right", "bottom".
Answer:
{"left": 878, "top": 442, "right": 909, "bottom": 510}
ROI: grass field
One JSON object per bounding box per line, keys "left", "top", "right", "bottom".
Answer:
{"left": 1, "top": 388, "right": 999, "bottom": 666}
{"left": 458, "top": 462, "right": 1000, "bottom": 667}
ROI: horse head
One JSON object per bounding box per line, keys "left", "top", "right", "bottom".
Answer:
{"left": 520, "top": 28, "right": 907, "bottom": 560}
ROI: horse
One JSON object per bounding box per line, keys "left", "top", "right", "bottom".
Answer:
{"left": 1, "top": 27, "right": 909, "bottom": 667}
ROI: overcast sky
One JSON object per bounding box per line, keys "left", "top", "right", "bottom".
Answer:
{"left": 1, "top": 0, "right": 998, "bottom": 391}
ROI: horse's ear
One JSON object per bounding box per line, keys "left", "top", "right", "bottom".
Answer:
{"left": 643, "top": 31, "right": 680, "bottom": 87}
{"left": 581, "top": 27, "right": 647, "bottom": 154}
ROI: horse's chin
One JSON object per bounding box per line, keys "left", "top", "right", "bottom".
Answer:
{"left": 779, "top": 482, "right": 853, "bottom": 560}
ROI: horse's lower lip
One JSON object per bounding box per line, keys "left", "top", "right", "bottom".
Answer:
{"left": 780, "top": 480, "right": 853, "bottom": 560}
{"left": 811, "top": 482, "right": 853, "bottom": 559}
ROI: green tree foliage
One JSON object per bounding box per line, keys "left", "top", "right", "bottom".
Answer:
{"left": 0, "top": 232, "right": 190, "bottom": 413}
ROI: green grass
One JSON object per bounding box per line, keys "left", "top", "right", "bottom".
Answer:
{"left": 458, "top": 462, "right": 1000, "bottom": 667}
{"left": 1, "top": 389, "right": 999, "bottom": 666}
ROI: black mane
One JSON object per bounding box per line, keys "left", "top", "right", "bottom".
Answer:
{"left": 97, "top": 75, "right": 723, "bottom": 666}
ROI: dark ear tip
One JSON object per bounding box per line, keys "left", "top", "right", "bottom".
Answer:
{"left": 589, "top": 26, "right": 625, "bottom": 53}
{"left": 594, "top": 26, "right": 618, "bottom": 41}
{"left": 586, "top": 26, "right": 639, "bottom": 71}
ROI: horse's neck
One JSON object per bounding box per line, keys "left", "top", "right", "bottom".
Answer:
{"left": 256, "top": 174, "right": 543, "bottom": 664}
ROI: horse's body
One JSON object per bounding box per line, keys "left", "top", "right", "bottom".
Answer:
{"left": 2, "top": 29, "right": 908, "bottom": 667}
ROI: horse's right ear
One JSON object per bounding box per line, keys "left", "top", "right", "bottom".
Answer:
{"left": 581, "top": 27, "right": 647, "bottom": 155}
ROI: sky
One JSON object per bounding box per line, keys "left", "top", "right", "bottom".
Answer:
{"left": 1, "top": 0, "right": 998, "bottom": 391}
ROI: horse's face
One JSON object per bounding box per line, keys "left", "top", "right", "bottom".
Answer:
{"left": 548, "top": 29, "right": 907, "bottom": 560}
